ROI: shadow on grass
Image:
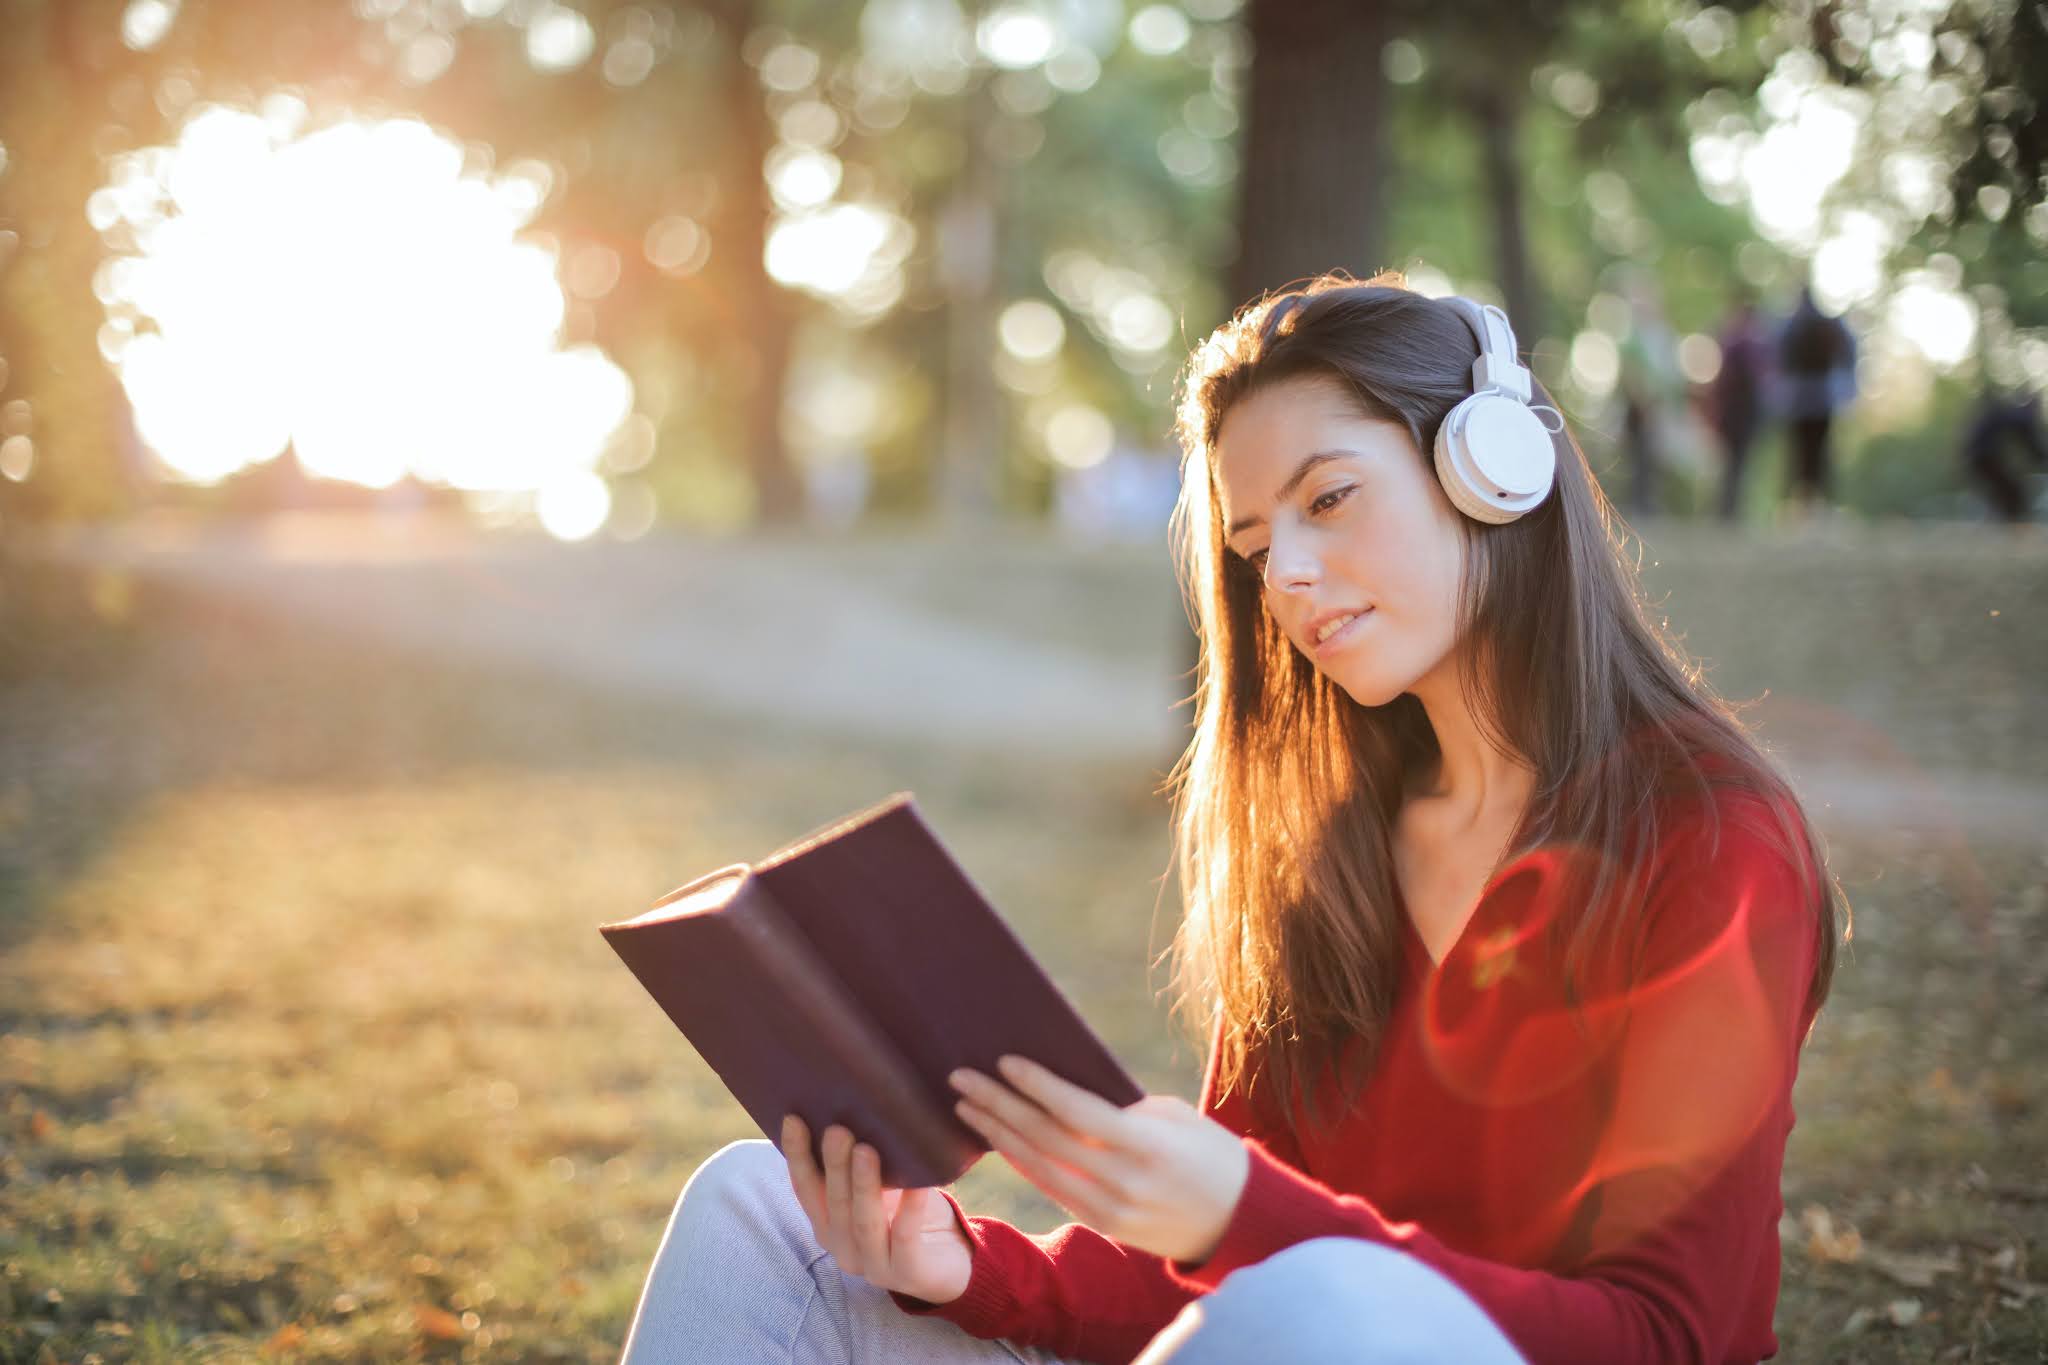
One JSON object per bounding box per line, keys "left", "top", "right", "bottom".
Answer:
{"left": 0, "top": 554, "right": 1172, "bottom": 946}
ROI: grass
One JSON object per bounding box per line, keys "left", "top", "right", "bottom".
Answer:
{"left": 2, "top": 526, "right": 2045, "bottom": 1364}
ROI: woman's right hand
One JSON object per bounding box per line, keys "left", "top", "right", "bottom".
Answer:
{"left": 780, "top": 1114, "right": 973, "bottom": 1306}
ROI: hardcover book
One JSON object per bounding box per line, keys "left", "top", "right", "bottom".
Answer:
{"left": 598, "top": 792, "right": 1144, "bottom": 1190}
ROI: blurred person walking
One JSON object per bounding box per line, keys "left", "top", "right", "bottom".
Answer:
{"left": 1614, "top": 271, "right": 1684, "bottom": 519}
{"left": 1774, "top": 286, "right": 1857, "bottom": 519}
{"left": 1707, "top": 287, "right": 1775, "bottom": 523}
{"left": 1959, "top": 385, "right": 2048, "bottom": 523}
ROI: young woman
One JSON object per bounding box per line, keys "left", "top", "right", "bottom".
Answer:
{"left": 616, "top": 273, "right": 1846, "bottom": 1365}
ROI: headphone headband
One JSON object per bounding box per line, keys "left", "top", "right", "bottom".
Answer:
{"left": 1443, "top": 296, "right": 1533, "bottom": 404}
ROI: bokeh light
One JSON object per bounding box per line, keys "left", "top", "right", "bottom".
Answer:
{"left": 121, "top": 0, "right": 178, "bottom": 52}
{"left": 978, "top": 6, "right": 1058, "bottom": 69}
{"left": 89, "top": 104, "right": 637, "bottom": 535}
{"left": 526, "top": 4, "right": 596, "bottom": 71}
{"left": 1886, "top": 272, "right": 1978, "bottom": 370}
{"left": 764, "top": 201, "right": 914, "bottom": 317}
{"left": 998, "top": 299, "right": 1066, "bottom": 362}
{"left": 1043, "top": 402, "right": 1114, "bottom": 469}
{"left": 1127, "top": 4, "right": 1192, "bottom": 57}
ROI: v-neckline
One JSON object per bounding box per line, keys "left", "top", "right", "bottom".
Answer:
{"left": 1395, "top": 794, "right": 1542, "bottom": 973}
{"left": 1396, "top": 837, "right": 1535, "bottom": 973}
{"left": 1396, "top": 878, "right": 1451, "bottom": 973}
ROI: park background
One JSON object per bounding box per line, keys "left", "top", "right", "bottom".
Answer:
{"left": 2, "top": 0, "right": 2046, "bottom": 1361}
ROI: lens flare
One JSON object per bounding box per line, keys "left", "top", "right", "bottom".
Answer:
{"left": 1412, "top": 815, "right": 1818, "bottom": 1264}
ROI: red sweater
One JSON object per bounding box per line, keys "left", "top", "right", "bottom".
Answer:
{"left": 893, "top": 783, "right": 1823, "bottom": 1364}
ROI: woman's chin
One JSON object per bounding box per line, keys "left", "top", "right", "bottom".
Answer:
{"left": 1327, "top": 667, "right": 1408, "bottom": 710}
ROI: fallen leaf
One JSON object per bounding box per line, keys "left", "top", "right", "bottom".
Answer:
{"left": 1919, "top": 1067, "right": 1968, "bottom": 1110}
{"left": 1995, "top": 1277, "right": 2046, "bottom": 1303}
{"left": 262, "top": 1323, "right": 305, "bottom": 1356}
{"left": 1867, "top": 1247, "right": 1960, "bottom": 1289}
{"left": 413, "top": 1305, "right": 467, "bottom": 1340}
{"left": 1801, "top": 1205, "right": 1864, "bottom": 1263}
{"left": 28, "top": 1110, "right": 52, "bottom": 1140}
{"left": 1885, "top": 1298, "right": 1922, "bottom": 1327}
{"left": 1986, "top": 1074, "right": 2032, "bottom": 1118}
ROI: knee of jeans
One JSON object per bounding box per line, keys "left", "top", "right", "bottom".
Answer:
{"left": 1208, "top": 1238, "right": 1515, "bottom": 1363}
{"left": 1210, "top": 1240, "right": 1431, "bottom": 1323}
{"left": 673, "top": 1138, "right": 799, "bottom": 1237}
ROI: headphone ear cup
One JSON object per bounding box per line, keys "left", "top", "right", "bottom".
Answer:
{"left": 1433, "top": 394, "right": 1557, "bottom": 525}
{"left": 1434, "top": 398, "right": 1509, "bottom": 523}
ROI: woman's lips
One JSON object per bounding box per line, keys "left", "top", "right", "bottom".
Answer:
{"left": 1311, "top": 608, "right": 1374, "bottom": 657}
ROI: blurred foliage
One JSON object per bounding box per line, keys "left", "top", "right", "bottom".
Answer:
{"left": 1805, "top": 0, "right": 2048, "bottom": 247}
{"left": 0, "top": 0, "right": 2041, "bottom": 531}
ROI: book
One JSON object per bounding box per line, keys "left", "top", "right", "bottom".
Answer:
{"left": 598, "top": 792, "right": 1145, "bottom": 1190}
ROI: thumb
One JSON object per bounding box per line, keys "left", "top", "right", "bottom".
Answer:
{"left": 894, "top": 1184, "right": 951, "bottom": 1235}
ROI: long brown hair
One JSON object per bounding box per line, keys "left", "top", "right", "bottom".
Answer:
{"left": 1160, "top": 270, "right": 1847, "bottom": 1140}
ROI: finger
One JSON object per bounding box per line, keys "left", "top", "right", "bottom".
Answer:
{"left": 849, "top": 1142, "right": 890, "bottom": 1270}
{"left": 822, "top": 1124, "right": 855, "bottom": 1248}
{"left": 996, "top": 1056, "right": 1137, "bottom": 1143}
{"left": 781, "top": 1115, "right": 827, "bottom": 1229}
{"left": 957, "top": 1098, "right": 1112, "bottom": 1224}
{"left": 951, "top": 1069, "right": 1134, "bottom": 1187}
{"left": 895, "top": 1182, "right": 937, "bottom": 1233}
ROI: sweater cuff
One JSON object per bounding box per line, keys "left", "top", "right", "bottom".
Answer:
{"left": 886, "top": 1189, "right": 1018, "bottom": 1335}
{"left": 1163, "top": 1137, "right": 1396, "bottom": 1292}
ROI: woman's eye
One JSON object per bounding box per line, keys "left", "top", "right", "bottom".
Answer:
{"left": 1310, "top": 485, "right": 1355, "bottom": 515}
{"left": 1249, "top": 549, "right": 1269, "bottom": 571}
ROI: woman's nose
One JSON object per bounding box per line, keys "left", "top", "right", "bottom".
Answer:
{"left": 1263, "top": 535, "right": 1320, "bottom": 592}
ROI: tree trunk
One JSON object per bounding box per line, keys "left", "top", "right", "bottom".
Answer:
{"left": 0, "top": 0, "right": 138, "bottom": 523}
{"left": 704, "top": 0, "right": 804, "bottom": 526}
{"left": 1470, "top": 84, "right": 1540, "bottom": 342}
{"left": 1229, "top": 0, "right": 1393, "bottom": 307}
{"left": 935, "top": 78, "right": 1002, "bottom": 526}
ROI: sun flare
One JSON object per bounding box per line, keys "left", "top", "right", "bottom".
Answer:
{"left": 92, "top": 102, "right": 634, "bottom": 537}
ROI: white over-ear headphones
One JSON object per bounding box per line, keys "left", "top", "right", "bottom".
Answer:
{"left": 1432, "top": 296, "right": 1563, "bottom": 525}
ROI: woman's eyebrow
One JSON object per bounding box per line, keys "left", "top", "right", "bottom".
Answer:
{"left": 1226, "top": 449, "right": 1359, "bottom": 535}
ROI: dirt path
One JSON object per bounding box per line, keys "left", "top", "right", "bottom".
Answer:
{"left": 25, "top": 512, "right": 2048, "bottom": 845}
{"left": 25, "top": 514, "right": 1186, "bottom": 759}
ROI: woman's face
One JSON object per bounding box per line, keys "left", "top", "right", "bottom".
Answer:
{"left": 1214, "top": 373, "right": 1468, "bottom": 708}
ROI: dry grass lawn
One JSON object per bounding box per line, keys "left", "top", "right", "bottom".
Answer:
{"left": 2, "top": 529, "right": 2044, "bottom": 1363}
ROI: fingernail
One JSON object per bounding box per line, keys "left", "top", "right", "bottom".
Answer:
{"left": 948, "top": 1069, "right": 970, "bottom": 1090}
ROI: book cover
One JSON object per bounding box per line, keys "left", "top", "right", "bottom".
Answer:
{"left": 599, "top": 792, "right": 1143, "bottom": 1189}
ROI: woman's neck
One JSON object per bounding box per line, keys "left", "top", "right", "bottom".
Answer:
{"left": 1405, "top": 669, "right": 1536, "bottom": 835}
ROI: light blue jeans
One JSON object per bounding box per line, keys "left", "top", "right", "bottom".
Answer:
{"left": 616, "top": 1139, "right": 1528, "bottom": 1364}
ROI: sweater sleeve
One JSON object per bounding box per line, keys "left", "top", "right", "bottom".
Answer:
{"left": 885, "top": 1016, "right": 1301, "bottom": 1363}
{"left": 1159, "top": 802, "right": 1823, "bottom": 1365}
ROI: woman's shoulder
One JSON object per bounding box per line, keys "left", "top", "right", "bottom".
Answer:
{"left": 1635, "top": 753, "right": 1824, "bottom": 981}
{"left": 1650, "top": 749, "right": 1810, "bottom": 868}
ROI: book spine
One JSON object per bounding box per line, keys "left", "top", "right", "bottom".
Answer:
{"left": 727, "top": 876, "right": 972, "bottom": 1188}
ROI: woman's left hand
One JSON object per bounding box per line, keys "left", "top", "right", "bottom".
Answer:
{"left": 948, "top": 1055, "right": 1250, "bottom": 1265}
